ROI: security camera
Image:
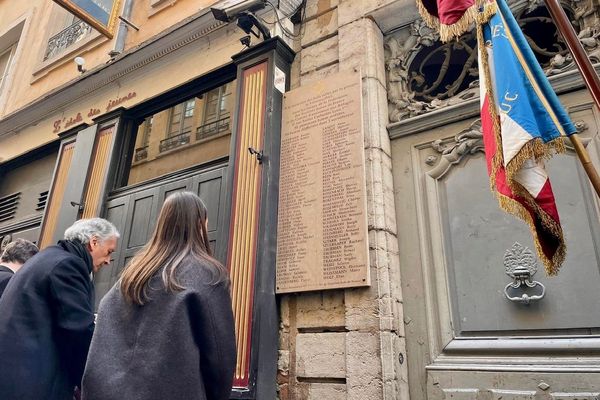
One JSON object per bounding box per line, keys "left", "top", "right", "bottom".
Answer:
{"left": 74, "top": 56, "right": 86, "bottom": 73}
{"left": 240, "top": 35, "right": 251, "bottom": 48}
{"left": 210, "top": 0, "right": 266, "bottom": 22}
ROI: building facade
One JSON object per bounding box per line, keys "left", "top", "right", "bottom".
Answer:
{"left": 1, "top": 0, "right": 599, "bottom": 399}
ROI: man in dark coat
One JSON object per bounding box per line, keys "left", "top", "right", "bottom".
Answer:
{"left": 0, "top": 218, "right": 119, "bottom": 400}
{"left": 0, "top": 238, "right": 39, "bottom": 297}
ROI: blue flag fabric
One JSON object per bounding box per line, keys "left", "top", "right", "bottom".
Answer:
{"left": 486, "top": 0, "right": 576, "bottom": 142}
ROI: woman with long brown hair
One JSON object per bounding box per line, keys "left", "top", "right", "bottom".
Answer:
{"left": 82, "top": 192, "right": 236, "bottom": 400}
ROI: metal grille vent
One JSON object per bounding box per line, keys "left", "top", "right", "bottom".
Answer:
{"left": 36, "top": 191, "right": 49, "bottom": 211}
{"left": 0, "top": 192, "right": 20, "bottom": 222}
{"left": 277, "top": 0, "right": 304, "bottom": 17}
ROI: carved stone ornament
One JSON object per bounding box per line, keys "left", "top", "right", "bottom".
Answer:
{"left": 426, "top": 119, "right": 484, "bottom": 179}
{"left": 385, "top": 0, "right": 600, "bottom": 122}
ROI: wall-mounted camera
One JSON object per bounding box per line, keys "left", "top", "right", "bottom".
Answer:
{"left": 210, "top": 0, "right": 267, "bottom": 23}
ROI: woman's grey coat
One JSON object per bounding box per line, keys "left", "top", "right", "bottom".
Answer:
{"left": 81, "top": 259, "right": 236, "bottom": 400}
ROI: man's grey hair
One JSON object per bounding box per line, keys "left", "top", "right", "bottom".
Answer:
{"left": 1, "top": 239, "right": 39, "bottom": 264}
{"left": 64, "top": 218, "right": 120, "bottom": 245}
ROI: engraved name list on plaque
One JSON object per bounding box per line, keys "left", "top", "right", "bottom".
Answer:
{"left": 276, "top": 71, "right": 370, "bottom": 293}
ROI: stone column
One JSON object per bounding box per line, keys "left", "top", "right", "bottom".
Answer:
{"left": 337, "top": 3, "right": 408, "bottom": 399}
{"left": 277, "top": 1, "right": 409, "bottom": 399}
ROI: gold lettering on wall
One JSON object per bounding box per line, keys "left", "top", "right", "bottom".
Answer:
{"left": 52, "top": 92, "right": 136, "bottom": 134}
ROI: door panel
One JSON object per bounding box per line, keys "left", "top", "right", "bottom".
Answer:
{"left": 391, "top": 101, "right": 600, "bottom": 399}
{"left": 192, "top": 167, "right": 228, "bottom": 261}
{"left": 128, "top": 189, "right": 160, "bottom": 249}
{"left": 443, "top": 153, "right": 600, "bottom": 333}
{"left": 159, "top": 178, "right": 193, "bottom": 205}
{"left": 428, "top": 370, "right": 600, "bottom": 400}
{"left": 95, "top": 196, "right": 129, "bottom": 305}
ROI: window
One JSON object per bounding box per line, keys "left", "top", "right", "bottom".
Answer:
{"left": 142, "top": 116, "right": 153, "bottom": 146}
{"left": 168, "top": 99, "right": 196, "bottom": 138}
{"left": 134, "top": 117, "right": 153, "bottom": 162}
{"left": 0, "top": 44, "right": 16, "bottom": 94}
{"left": 0, "top": 18, "right": 25, "bottom": 106}
{"left": 43, "top": 11, "right": 93, "bottom": 61}
{"left": 198, "top": 82, "right": 233, "bottom": 139}
{"left": 126, "top": 80, "right": 236, "bottom": 186}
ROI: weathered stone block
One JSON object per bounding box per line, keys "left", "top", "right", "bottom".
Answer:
{"left": 296, "top": 332, "right": 346, "bottom": 378}
{"left": 309, "top": 383, "right": 347, "bottom": 399}
{"left": 338, "top": 19, "right": 386, "bottom": 85}
{"left": 346, "top": 331, "right": 383, "bottom": 400}
{"left": 278, "top": 382, "right": 289, "bottom": 400}
{"left": 338, "top": 0, "right": 398, "bottom": 27}
{"left": 361, "top": 77, "right": 391, "bottom": 157}
{"left": 300, "top": 35, "right": 338, "bottom": 73}
{"left": 290, "top": 57, "right": 302, "bottom": 91}
{"left": 304, "top": 0, "right": 339, "bottom": 20}
{"left": 300, "top": 62, "right": 339, "bottom": 86}
{"left": 302, "top": 8, "right": 338, "bottom": 48}
{"left": 296, "top": 290, "right": 345, "bottom": 329}
{"left": 345, "top": 286, "right": 380, "bottom": 331}
{"left": 278, "top": 349, "right": 290, "bottom": 373}
{"left": 364, "top": 147, "right": 396, "bottom": 232}
{"left": 280, "top": 295, "right": 291, "bottom": 328}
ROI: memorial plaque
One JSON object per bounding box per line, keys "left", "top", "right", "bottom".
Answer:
{"left": 276, "top": 71, "right": 370, "bottom": 293}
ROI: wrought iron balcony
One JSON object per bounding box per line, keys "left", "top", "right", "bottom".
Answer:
{"left": 159, "top": 131, "right": 191, "bottom": 153}
{"left": 134, "top": 146, "right": 148, "bottom": 162}
{"left": 196, "top": 116, "right": 230, "bottom": 141}
{"left": 44, "top": 19, "right": 93, "bottom": 61}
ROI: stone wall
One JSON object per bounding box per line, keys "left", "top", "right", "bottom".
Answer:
{"left": 277, "top": 1, "right": 409, "bottom": 399}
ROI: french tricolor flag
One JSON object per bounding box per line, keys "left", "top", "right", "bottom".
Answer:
{"left": 477, "top": 0, "right": 576, "bottom": 274}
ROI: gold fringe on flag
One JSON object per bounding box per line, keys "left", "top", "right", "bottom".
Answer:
{"left": 497, "top": 193, "right": 566, "bottom": 275}
{"left": 416, "top": 0, "right": 497, "bottom": 42}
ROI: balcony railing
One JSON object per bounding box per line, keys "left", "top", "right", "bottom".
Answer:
{"left": 196, "top": 116, "right": 230, "bottom": 141}
{"left": 44, "top": 19, "right": 93, "bottom": 61}
{"left": 134, "top": 146, "right": 148, "bottom": 162}
{"left": 159, "top": 131, "right": 191, "bottom": 153}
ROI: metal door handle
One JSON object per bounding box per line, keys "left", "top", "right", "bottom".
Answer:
{"left": 504, "top": 279, "right": 545, "bottom": 305}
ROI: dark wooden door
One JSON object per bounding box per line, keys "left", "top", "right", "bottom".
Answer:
{"left": 94, "top": 163, "right": 229, "bottom": 308}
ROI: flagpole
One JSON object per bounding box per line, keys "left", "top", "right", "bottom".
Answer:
{"left": 543, "top": 0, "right": 600, "bottom": 198}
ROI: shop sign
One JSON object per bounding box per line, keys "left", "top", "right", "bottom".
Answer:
{"left": 53, "top": 91, "right": 136, "bottom": 133}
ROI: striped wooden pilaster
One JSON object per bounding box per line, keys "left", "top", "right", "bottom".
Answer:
{"left": 228, "top": 61, "right": 267, "bottom": 388}
{"left": 81, "top": 125, "right": 116, "bottom": 218}
{"left": 39, "top": 141, "right": 76, "bottom": 248}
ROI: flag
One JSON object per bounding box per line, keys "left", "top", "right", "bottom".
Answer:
{"left": 416, "top": 0, "right": 495, "bottom": 41}
{"left": 477, "top": 0, "right": 576, "bottom": 275}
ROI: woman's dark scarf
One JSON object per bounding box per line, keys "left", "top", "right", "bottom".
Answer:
{"left": 57, "top": 239, "right": 94, "bottom": 273}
